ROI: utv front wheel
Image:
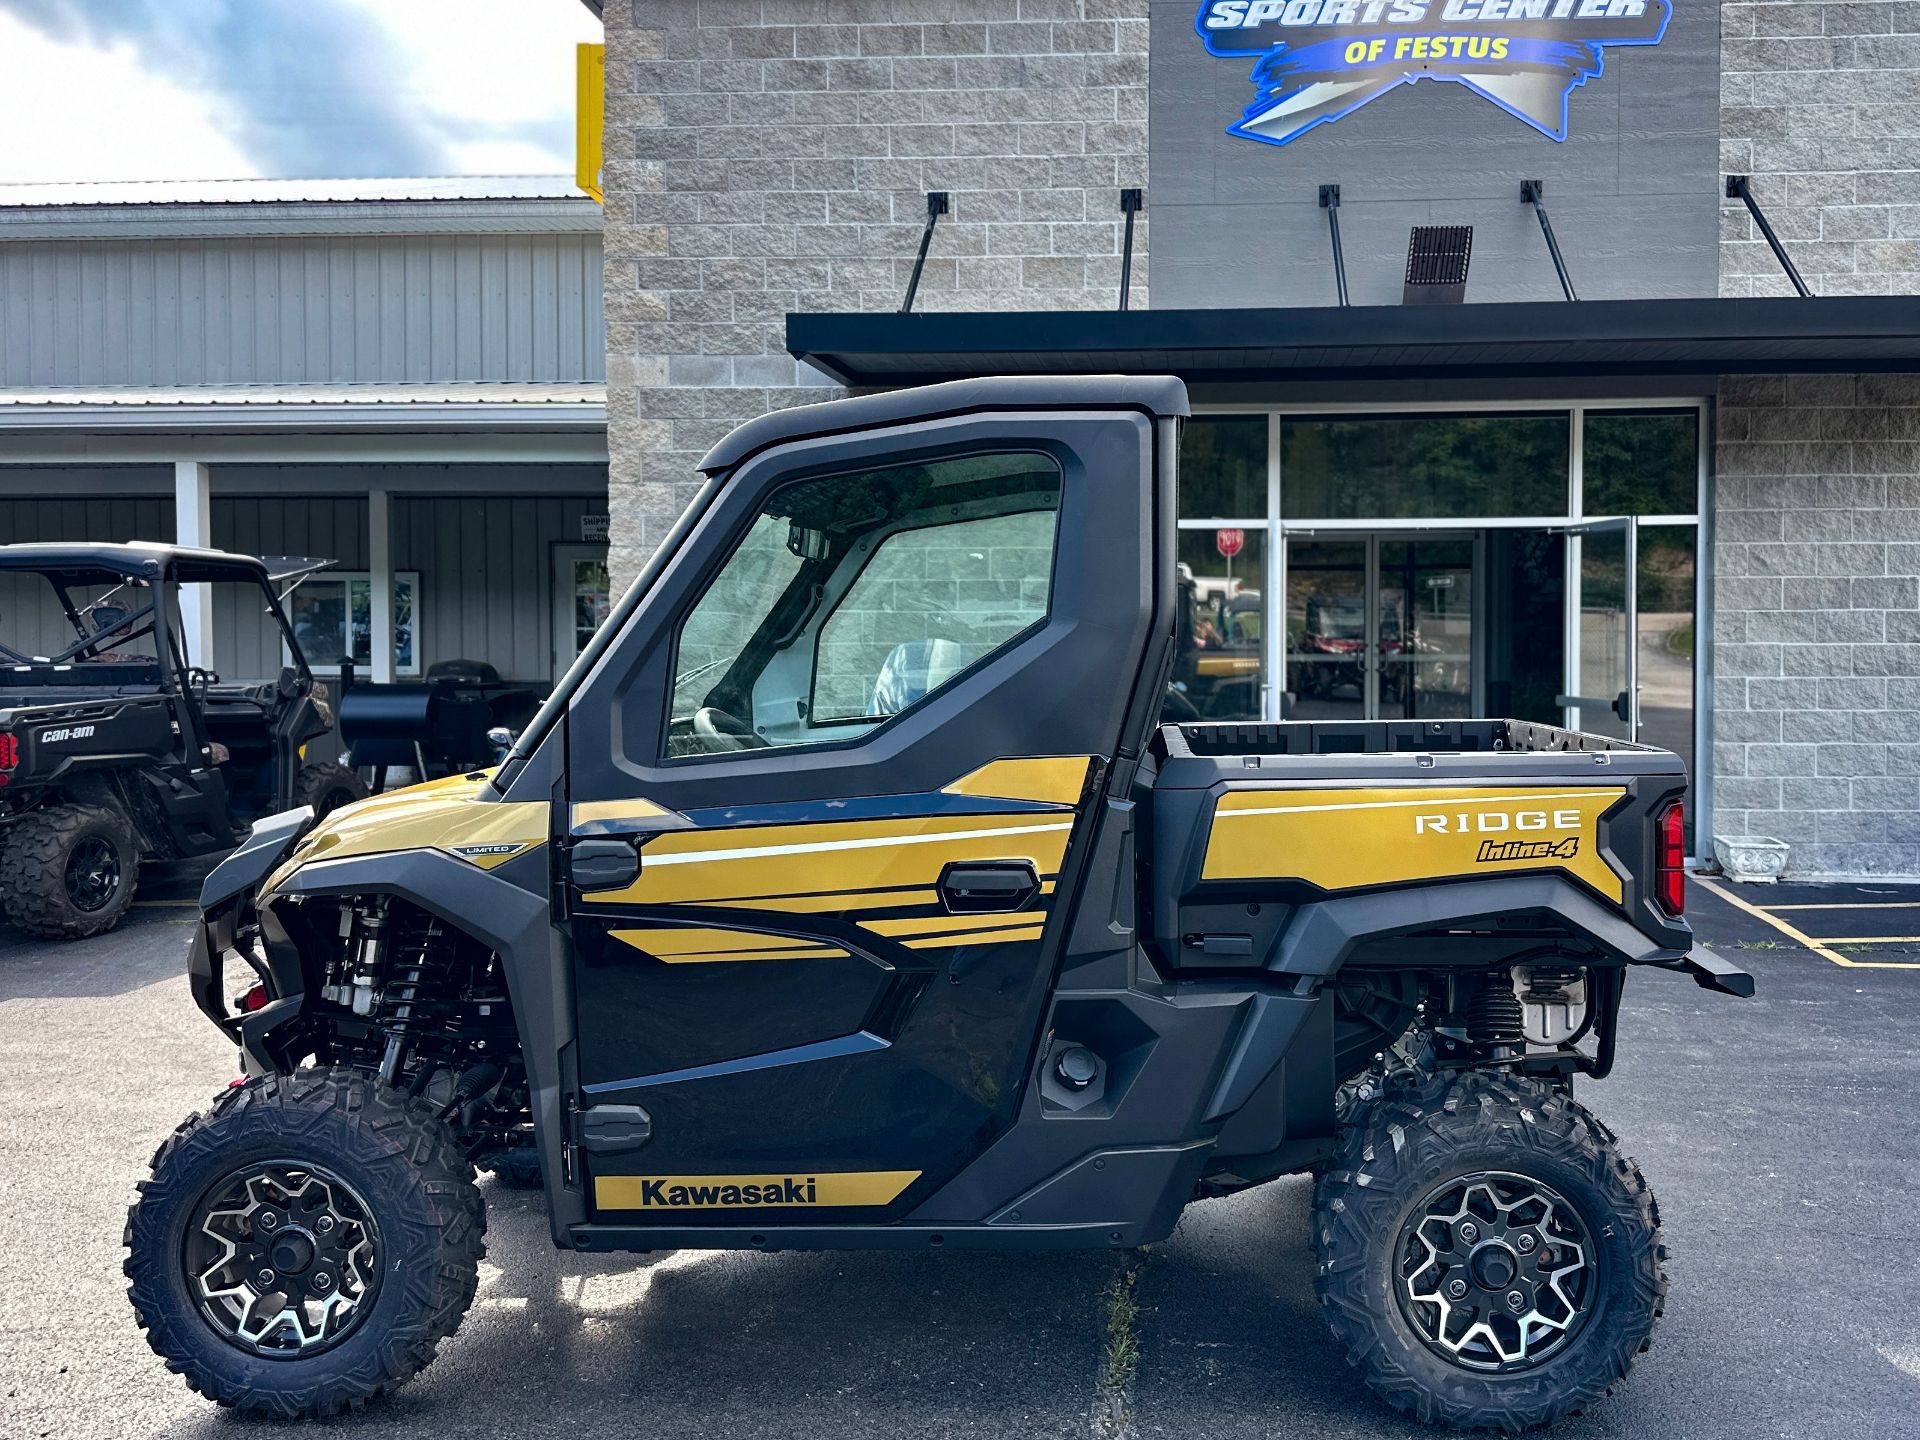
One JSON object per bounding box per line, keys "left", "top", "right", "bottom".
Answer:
{"left": 294, "top": 761, "right": 368, "bottom": 822}
{"left": 125, "top": 1069, "right": 485, "bottom": 1419}
{"left": 1313, "top": 1072, "right": 1665, "bottom": 1433}
{"left": 0, "top": 802, "right": 137, "bottom": 938}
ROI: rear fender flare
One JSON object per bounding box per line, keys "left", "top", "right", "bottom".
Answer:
{"left": 1268, "top": 873, "right": 1687, "bottom": 980}
{"left": 265, "top": 846, "right": 583, "bottom": 1241}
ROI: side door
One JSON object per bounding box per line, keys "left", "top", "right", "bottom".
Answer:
{"left": 560, "top": 407, "right": 1170, "bottom": 1227}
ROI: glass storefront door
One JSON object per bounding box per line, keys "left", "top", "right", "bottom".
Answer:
{"left": 1284, "top": 534, "right": 1477, "bottom": 721}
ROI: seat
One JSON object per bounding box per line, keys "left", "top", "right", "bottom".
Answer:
{"left": 870, "top": 638, "right": 972, "bottom": 716}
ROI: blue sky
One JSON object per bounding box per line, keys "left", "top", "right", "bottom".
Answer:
{"left": 0, "top": 0, "right": 602, "bottom": 184}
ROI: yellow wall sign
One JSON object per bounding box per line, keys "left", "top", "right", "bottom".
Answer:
{"left": 1201, "top": 785, "right": 1629, "bottom": 902}
{"left": 576, "top": 42, "right": 604, "bottom": 204}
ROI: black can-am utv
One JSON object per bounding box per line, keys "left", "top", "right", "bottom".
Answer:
{"left": 0, "top": 543, "right": 364, "bottom": 939}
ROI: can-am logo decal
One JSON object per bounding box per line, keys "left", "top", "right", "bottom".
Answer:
{"left": 1195, "top": 0, "right": 1670, "bottom": 147}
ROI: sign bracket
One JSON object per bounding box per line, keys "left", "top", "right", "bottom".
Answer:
{"left": 1521, "top": 180, "right": 1578, "bottom": 302}
{"left": 900, "top": 192, "right": 950, "bottom": 315}
{"left": 1725, "top": 175, "right": 1813, "bottom": 298}
{"left": 1319, "top": 184, "right": 1350, "bottom": 307}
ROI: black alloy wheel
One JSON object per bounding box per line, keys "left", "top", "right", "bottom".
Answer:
{"left": 1394, "top": 1170, "right": 1596, "bottom": 1372}
{"left": 64, "top": 834, "right": 124, "bottom": 913}
{"left": 183, "top": 1161, "right": 381, "bottom": 1358}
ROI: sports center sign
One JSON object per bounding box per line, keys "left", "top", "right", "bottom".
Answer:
{"left": 1195, "top": 0, "right": 1671, "bottom": 147}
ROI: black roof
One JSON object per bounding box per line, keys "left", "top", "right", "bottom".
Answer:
{"left": 787, "top": 295, "right": 1920, "bottom": 387}
{"left": 698, "top": 373, "right": 1190, "bottom": 474}
{"left": 0, "top": 542, "right": 273, "bottom": 585}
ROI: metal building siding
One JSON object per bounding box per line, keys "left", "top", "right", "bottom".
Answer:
{"left": 0, "top": 233, "right": 606, "bottom": 387}
{"left": 394, "top": 490, "right": 607, "bottom": 684}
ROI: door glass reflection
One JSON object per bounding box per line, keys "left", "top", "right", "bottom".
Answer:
{"left": 1286, "top": 540, "right": 1368, "bottom": 720}
{"left": 1378, "top": 539, "right": 1474, "bottom": 720}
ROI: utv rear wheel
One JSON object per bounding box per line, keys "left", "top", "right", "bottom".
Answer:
{"left": 0, "top": 802, "right": 137, "bottom": 939}
{"left": 294, "top": 762, "right": 367, "bottom": 822}
{"left": 125, "top": 1068, "right": 485, "bottom": 1420}
{"left": 1313, "top": 1072, "right": 1665, "bottom": 1433}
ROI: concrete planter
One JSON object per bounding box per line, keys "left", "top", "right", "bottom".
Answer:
{"left": 1712, "top": 835, "right": 1790, "bottom": 883}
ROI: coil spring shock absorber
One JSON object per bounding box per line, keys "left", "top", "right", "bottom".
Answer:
{"left": 1465, "top": 972, "right": 1527, "bottom": 1061}
{"left": 375, "top": 912, "right": 458, "bottom": 1085}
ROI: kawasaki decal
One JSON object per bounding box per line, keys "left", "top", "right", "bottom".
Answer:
{"left": 595, "top": 1170, "right": 920, "bottom": 1211}
{"left": 1195, "top": 0, "right": 1670, "bottom": 147}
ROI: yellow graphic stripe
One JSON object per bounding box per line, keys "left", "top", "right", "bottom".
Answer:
{"left": 704, "top": 887, "right": 941, "bottom": 914}
{"left": 1203, "top": 785, "right": 1628, "bottom": 902}
{"left": 861, "top": 909, "right": 1048, "bottom": 938}
{"left": 595, "top": 1170, "right": 920, "bottom": 1211}
{"left": 903, "top": 923, "right": 1044, "bottom": 949}
{"left": 942, "top": 756, "right": 1093, "bottom": 806}
{"left": 596, "top": 814, "right": 1074, "bottom": 906}
{"left": 610, "top": 927, "right": 849, "bottom": 964}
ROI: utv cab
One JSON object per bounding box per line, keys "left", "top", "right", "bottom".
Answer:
{"left": 0, "top": 543, "right": 364, "bottom": 939}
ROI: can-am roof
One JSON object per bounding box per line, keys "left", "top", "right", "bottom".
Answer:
{"left": 0, "top": 542, "right": 324, "bottom": 586}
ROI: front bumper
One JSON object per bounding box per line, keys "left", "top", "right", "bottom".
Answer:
{"left": 187, "top": 808, "right": 311, "bottom": 1069}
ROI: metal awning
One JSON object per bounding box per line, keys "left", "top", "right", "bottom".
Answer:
{"left": 788, "top": 295, "right": 1920, "bottom": 387}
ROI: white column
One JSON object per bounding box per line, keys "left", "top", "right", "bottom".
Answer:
{"left": 172, "top": 460, "right": 213, "bottom": 667}
{"left": 368, "top": 486, "right": 394, "bottom": 684}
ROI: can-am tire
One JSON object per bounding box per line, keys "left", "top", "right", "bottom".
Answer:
{"left": 294, "top": 762, "right": 368, "bottom": 822}
{"left": 1313, "top": 1071, "right": 1665, "bottom": 1434}
{"left": 125, "top": 1069, "right": 485, "bottom": 1420}
{"left": 0, "top": 802, "right": 138, "bottom": 939}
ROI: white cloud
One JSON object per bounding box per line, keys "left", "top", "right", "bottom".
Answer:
{"left": 0, "top": 12, "right": 262, "bottom": 183}
{"left": 0, "top": 0, "right": 601, "bottom": 183}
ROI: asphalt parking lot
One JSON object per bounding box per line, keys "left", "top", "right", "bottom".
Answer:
{"left": 3, "top": 873, "right": 1918, "bottom": 1440}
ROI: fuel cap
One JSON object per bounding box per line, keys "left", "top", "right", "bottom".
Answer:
{"left": 1054, "top": 1045, "right": 1099, "bottom": 1090}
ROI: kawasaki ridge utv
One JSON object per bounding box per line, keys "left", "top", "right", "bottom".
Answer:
{"left": 0, "top": 543, "right": 363, "bottom": 938}
{"left": 127, "top": 379, "right": 1751, "bottom": 1431}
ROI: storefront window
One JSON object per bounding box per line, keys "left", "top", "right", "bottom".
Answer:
{"left": 1582, "top": 410, "right": 1698, "bottom": 515}
{"left": 289, "top": 572, "right": 419, "bottom": 677}
{"left": 1180, "top": 415, "right": 1266, "bottom": 519}
{"left": 1281, "top": 413, "right": 1569, "bottom": 519}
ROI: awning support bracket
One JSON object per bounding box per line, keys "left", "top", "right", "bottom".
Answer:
{"left": 1118, "top": 188, "right": 1143, "bottom": 312}
{"left": 900, "top": 191, "right": 950, "bottom": 315}
{"left": 1726, "top": 175, "right": 1813, "bottom": 298}
{"left": 1521, "top": 180, "right": 1578, "bottom": 302}
{"left": 1319, "top": 184, "right": 1350, "bottom": 307}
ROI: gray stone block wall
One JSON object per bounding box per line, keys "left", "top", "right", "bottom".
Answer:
{"left": 603, "top": 0, "right": 1149, "bottom": 589}
{"left": 1713, "top": 374, "right": 1920, "bottom": 875}
{"left": 1722, "top": 0, "right": 1920, "bottom": 296}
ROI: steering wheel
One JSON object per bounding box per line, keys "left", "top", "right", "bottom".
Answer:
{"left": 692, "top": 705, "right": 769, "bottom": 751}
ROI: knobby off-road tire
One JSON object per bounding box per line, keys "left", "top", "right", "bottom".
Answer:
{"left": 0, "top": 802, "right": 137, "bottom": 939}
{"left": 293, "top": 761, "right": 368, "bottom": 822}
{"left": 125, "top": 1068, "right": 486, "bottom": 1420}
{"left": 1313, "top": 1071, "right": 1666, "bottom": 1434}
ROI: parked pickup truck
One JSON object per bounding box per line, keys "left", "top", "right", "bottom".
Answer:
{"left": 126, "top": 376, "right": 1748, "bottom": 1433}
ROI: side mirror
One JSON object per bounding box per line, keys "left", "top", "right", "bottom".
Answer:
{"left": 486, "top": 726, "right": 516, "bottom": 756}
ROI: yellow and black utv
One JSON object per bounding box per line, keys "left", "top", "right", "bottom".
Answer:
{"left": 126, "top": 378, "right": 1749, "bottom": 1430}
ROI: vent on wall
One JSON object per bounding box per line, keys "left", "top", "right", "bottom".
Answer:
{"left": 1404, "top": 225, "right": 1473, "bottom": 305}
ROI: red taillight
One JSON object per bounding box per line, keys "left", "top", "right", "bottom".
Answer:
{"left": 0, "top": 733, "right": 17, "bottom": 771}
{"left": 1656, "top": 801, "right": 1686, "bottom": 917}
{"left": 239, "top": 983, "right": 269, "bottom": 1013}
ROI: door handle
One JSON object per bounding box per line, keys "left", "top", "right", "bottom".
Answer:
{"left": 937, "top": 861, "right": 1038, "bottom": 914}
{"left": 569, "top": 838, "right": 639, "bottom": 892}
